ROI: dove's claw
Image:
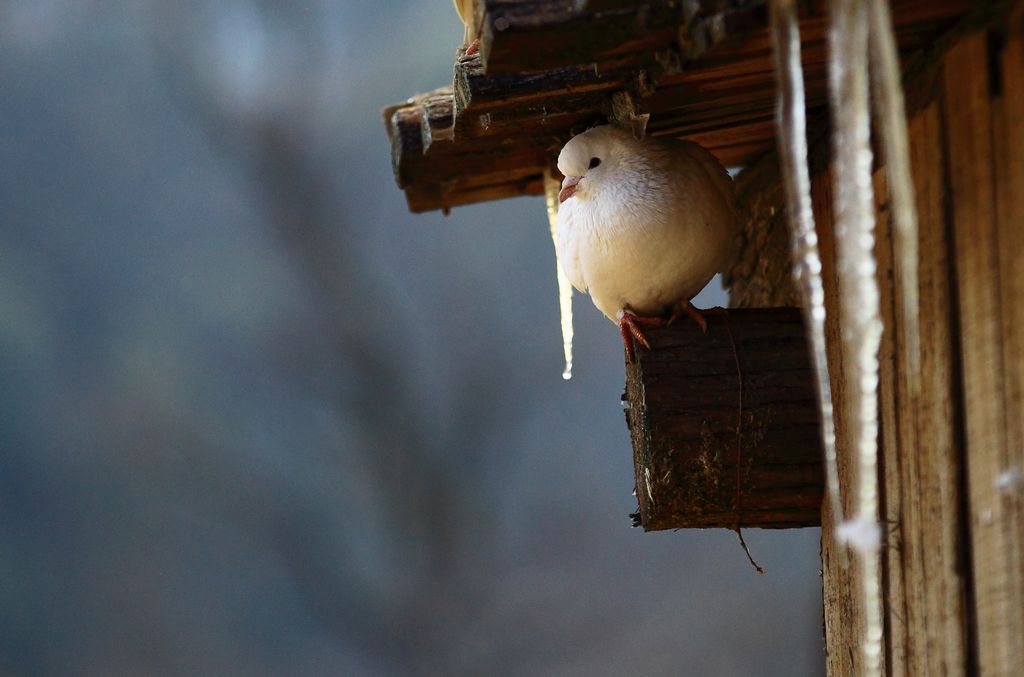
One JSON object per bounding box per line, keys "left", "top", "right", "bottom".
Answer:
{"left": 620, "top": 321, "right": 637, "bottom": 361}
{"left": 668, "top": 301, "right": 727, "bottom": 333}
{"left": 465, "top": 37, "right": 480, "bottom": 56}
{"left": 619, "top": 311, "right": 664, "bottom": 361}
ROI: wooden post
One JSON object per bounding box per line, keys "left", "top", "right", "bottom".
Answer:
{"left": 624, "top": 308, "right": 824, "bottom": 531}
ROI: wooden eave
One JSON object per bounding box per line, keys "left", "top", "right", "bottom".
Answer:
{"left": 384, "top": 0, "right": 971, "bottom": 213}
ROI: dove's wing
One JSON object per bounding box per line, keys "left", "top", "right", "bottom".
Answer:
{"left": 672, "top": 140, "right": 737, "bottom": 214}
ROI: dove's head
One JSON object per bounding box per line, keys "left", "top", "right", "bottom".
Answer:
{"left": 556, "top": 125, "right": 640, "bottom": 204}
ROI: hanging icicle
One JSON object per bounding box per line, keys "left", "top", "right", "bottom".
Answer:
{"left": 770, "top": 0, "right": 919, "bottom": 670}
{"left": 869, "top": 0, "right": 922, "bottom": 401}
{"left": 829, "top": 1, "right": 884, "bottom": 676}
{"left": 767, "top": 0, "right": 847, "bottom": 565}
{"left": 544, "top": 169, "right": 574, "bottom": 380}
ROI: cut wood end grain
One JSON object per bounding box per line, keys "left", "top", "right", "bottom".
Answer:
{"left": 623, "top": 308, "right": 824, "bottom": 530}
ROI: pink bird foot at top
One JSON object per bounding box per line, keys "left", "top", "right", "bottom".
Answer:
{"left": 667, "top": 301, "right": 727, "bottom": 333}
{"left": 618, "top": 310, "right": 665, "bottom": 362}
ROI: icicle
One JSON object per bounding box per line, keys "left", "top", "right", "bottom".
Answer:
{"left": 768, "top": 0, "right": 847, "bottom": 566}
{"left": 869, "top": 0, "right": 921, "bottom": 400}
{"left": 829, "top": 2, "right": 884, "bottom": 676}
{"left": 544, "top": 169, "right": 574, "bottom": 380}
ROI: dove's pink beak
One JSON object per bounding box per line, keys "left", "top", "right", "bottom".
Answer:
{"left": 559, "top": 176, "right": 580, "bottom": 203}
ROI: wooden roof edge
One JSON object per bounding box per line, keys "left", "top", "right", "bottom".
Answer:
{"left": 476, "top": 0, "right": 765, "bottom": 74}
{"left": 384, "top": 2, "right": 773, "bottom": 213}
{"left": 384, "top": 0, "right": 974, "bottom": 214}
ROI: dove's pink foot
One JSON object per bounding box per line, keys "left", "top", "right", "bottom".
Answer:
{"left": 465, "top": 37, "right": 480, "bottom": 56}
{"left": 668, "top": 301, "right": 726, "bottom": 333}
{"left": 619, "top": 310, "right": 664, "bottom": 361}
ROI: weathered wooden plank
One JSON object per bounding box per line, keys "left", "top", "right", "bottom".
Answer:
{"left": 388, "top": 105, "right": 425, "bottom": 189}
{"left": 624, "top": 308, "right": 825, "bottom": 530}
{"left": 387, "top": 88, "right": 560, "bottom": 211}
{"left": 903, "top": 98, "right": 968, "bottom": 677}
{"left": 943, "top": 29, "right": 1018, "bottom": 676}
{"left": 420, "top": 94, "right": 455, "bottom": 152}
{"left": 873, "top": 166, "right": 909, "bottom": 677}
{"left": 663, "top": 0, "right": 965, "bottom": 87}
{"left": 994, "top": 0, "right": 1024, "bottom": 663}
{"left": 871, "top": 114, "right": 970, "bottom": 675}
{"left": 479, "top": 0, "right": 687, "bottom": 74}
{"left": 579, "top": 0, "right": 671, "bottom": 11}
{"left": 454, "top": 54, "right": 622, "bottom": 115}
{"left": 812, "top": 164, "right": 867, "bottom": 677}
{"left": 404, "top": 179, "right": 545, "bottom": 213}
{"left": 724, "top": 147, "right": 805, "bottom": 309}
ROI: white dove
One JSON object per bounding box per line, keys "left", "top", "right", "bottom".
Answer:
{"left": 555, "top": 125, "right": 737, "bottom": 358}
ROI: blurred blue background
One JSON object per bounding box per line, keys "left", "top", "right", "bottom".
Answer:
{"left": 0, "top": 2, "right": 823, "bottom": 675}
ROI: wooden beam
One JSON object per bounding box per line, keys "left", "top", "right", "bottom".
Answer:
{"left": 624, "top": 308, "right": 824, "bottom": 530}
{"left": 478, "top": 0, "right": 686, "bottom": 74}
{"left": 420, "top": 94, "right": 455, "bottom": 151}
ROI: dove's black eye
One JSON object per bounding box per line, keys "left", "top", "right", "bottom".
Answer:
{"left": 589, "top": 157, "right": 601, "bottom": 169}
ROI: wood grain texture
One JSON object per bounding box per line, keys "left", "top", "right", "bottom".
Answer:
{"left": 873, "top": 166, "right": 908, "bottom": 677}
{"left": 725, "top": 151, "right": 804, "bottom": 308}
{"left": 899, "top": 98, "right": 968, "bottom": 677}
{"left": 480, "top": 0, "right": 689, "bottom": 74}
{"left": 873, "top": 95, "right": 970, "bottom": 676}
{"left": 769, "top": 104, "right": 970, "bottom": 677}
{"left": 623, "top": 308, "right": 824, "bottom": 530}
{"left": 811, "top": 166, "right": 865, "bottom": 677}
{"left": 994, "top": 4, "right": 1024, "bottom": 664}
{"left": 728, "top": 12, "right": 1024, "bottom": 674}
{"left": 943, "top": 29, "right": 1021, "bottom": 676}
